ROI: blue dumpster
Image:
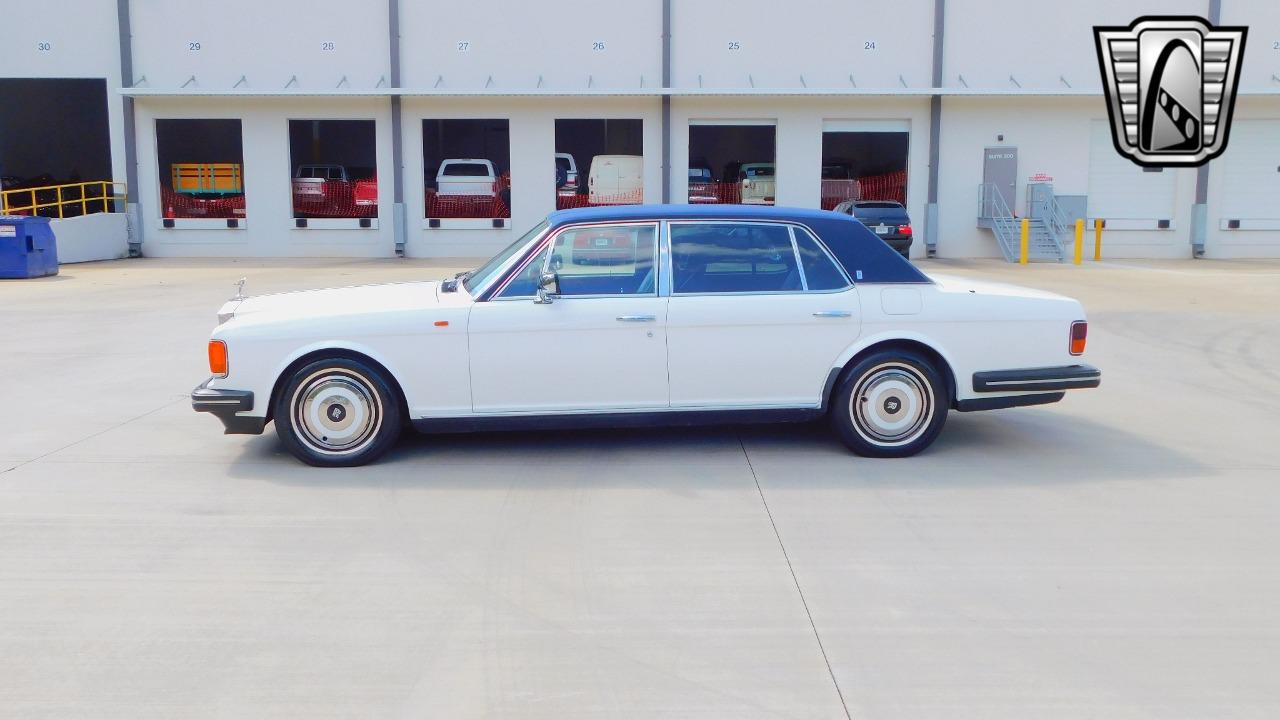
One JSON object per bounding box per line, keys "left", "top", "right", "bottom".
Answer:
{"left": 0, "top": 216, "right": 58, "bottom": 279}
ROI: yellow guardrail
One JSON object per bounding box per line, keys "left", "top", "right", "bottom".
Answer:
{"left": 0, "top": 180, "right": 127, "bottom": 218}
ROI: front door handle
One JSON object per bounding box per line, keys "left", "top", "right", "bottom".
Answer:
{"left": 812, "top": 310, "right": 852, "bottom": 318}
{"left": 616, "top": 314, "right": 657, "bottom": 322}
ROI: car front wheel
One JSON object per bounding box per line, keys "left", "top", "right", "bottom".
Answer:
{"left": 274, "top": 357, "right": 402, "bottom": 467}
{"left": 830, "top": 350, "right": 948, "bottom": 458}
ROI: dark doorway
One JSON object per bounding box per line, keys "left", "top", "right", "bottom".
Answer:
{"left": 554, "top": 119, "right": 643, "bottom": 208}
{"left": 288, "top": 120, "right": 378, "bottom": 219}
{"left": 688, "top": 124, "right": 776, "bottom": 205}
{"left": 423, "top": 119, "right": 511, "bottom": 219}
{"left": 820, "top": 131, "right": 909, "bottom": 209}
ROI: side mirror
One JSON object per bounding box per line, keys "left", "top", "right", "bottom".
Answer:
{"left": 534, "top": 271, "right": 560, "bottom": 304}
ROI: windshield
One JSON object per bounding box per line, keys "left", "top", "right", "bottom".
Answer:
{"left": 462, "top": 220, "right": 549, "bottom": 294}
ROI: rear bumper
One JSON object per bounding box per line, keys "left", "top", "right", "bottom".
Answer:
{"left": 191, "top": 378, "right": 266, "bottom": 435}
{"left": 972, "top": 364, "right": 1101, "bottom": 393}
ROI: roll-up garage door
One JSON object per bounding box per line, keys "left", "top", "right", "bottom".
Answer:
{"left": 1087, "top": 120, "right": 1176, "bottom": 221}
{"left": 1219, "top": 120, "right": 1280, "bottom": 224}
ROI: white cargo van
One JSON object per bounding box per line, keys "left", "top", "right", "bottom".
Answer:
{"left": 587, "top": 155, "right": 643, "bottom": 204}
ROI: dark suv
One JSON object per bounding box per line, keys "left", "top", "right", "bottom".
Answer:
{"left": 832, "top": 200, "right": 912, "bottom": 259}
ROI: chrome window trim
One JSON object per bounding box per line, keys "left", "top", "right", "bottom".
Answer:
{"left": 658, "top": 220, "right": 672, "bottom": 298}
{"left": 787, "top": 225, "right": 810, "bottom": 292}
{"left": 791, "top": 224, "right": 854, "bottom": 289}
{"left": 538, "top": 220, "right": 661, "bottom": 300}
{"left": 667, "top": 219, "right": 852, "bottom": 297}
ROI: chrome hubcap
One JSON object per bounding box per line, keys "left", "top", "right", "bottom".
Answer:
{"left": 850, "top": 363, "right": 933, "bottom": 446}
{"left": 292, "top": 370, "right": 382, "bottom": 455}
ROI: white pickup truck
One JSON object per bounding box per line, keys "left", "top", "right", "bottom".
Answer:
{"left": 739, "top": 163, "right": 776, "bottom": 205}
{"left": 435, "top": 159, "right": 497, "bottom": 196}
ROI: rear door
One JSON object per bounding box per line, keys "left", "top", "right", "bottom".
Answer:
{"left": 664, "top": 221, "right": 860, "bottom": 408}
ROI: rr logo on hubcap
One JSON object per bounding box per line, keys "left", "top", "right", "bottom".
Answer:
{"left": 328, "top": 404, "right": 346, "bottom": 422}
{"left": 883, "top": 398, "right": 901, "bottom": 414}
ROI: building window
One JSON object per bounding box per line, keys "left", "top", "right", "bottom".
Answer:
{"left": 820, "top": 125, "right": 909, "bottom": 209}
{"left": 554, "top": 119, "right": 643, "bottom": 209}
{"left": 288, "top": 120, "right": 377, "bottom": 220}
{"left": 688, "top": 122, "right": 776, "bottom": 205}
{"left": 156, "top": 119, "right": 246, "bottom": 220}
{"left": 423, "top": 119, "right": 510, "bottom": 221}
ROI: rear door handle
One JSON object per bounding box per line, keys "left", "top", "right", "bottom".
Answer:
{"left": 616, "top": 314, "right": 657, "bottom": 322}
{"left": 812, "top": 310, "right": 852, "bottom": 318}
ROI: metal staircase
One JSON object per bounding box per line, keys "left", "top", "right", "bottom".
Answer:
{"left": 977, "top": 183, "right": 1067, "bottom": 262}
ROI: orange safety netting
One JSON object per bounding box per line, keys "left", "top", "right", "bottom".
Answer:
{"left": 425, "top": 173, "right": 511, "bottom": 219}
{"left": 292, "top": 180, "right": 378, "bottom": 218}
{"left": 555, "top": 189, "right": 644, "bottom": 210}
{"left": 820, "top": 171, "right": 908, "bottom": 210}
{"left": 161, "top": 186, "right": 246, "bottom": 219}
{"left": 426, "top": 191, "right": 511, "bottom": 219}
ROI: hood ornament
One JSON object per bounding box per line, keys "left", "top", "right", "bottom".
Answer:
{"left": 232, "top": 277, "right": 247, "bottom": 301}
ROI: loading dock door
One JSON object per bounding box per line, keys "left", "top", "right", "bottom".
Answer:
{"left": 1220, "top": 120, "right": 1280, "bottom": 221}
{"left": 1087, "top": 121, "right": 1175, "bottom": 220}
{"left": 982, "top": 146, "right": 1017, "bottom": 217}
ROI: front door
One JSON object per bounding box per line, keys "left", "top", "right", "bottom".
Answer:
{"left": 982, "top": 146, "right": 1018, "bottom": 217}
{"left": 468, "top": 222, "right": 668, "bottom": 413}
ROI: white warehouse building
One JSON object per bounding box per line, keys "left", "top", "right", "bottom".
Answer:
{"left": 3, "top": 0, "right": 1279, "bottom": 260}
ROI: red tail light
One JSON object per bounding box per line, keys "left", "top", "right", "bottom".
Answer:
{"left": 898, "top": 224, "right": 912, "bottom": 236}
{"left": 1070, "top": 321, "right": 1088, "bottom": 355}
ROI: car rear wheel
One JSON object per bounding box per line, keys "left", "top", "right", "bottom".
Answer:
{"left": 274, "top": 357, "right": 402, "bottom": 467}
{"left": 830, "top": 350, "right": 947, "bottom": 458}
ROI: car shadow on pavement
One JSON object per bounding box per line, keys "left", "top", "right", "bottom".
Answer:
{"left": 227, "top": 407, "right": 1205, "bottom": 489}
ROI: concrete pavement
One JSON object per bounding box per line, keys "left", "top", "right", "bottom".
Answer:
{"left": 1, "top": 257, "right": 1278, "bottom": 718}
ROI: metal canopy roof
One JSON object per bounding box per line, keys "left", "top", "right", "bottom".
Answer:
{"left": 119, "top": 87, "right": 1280, "bottom": 99}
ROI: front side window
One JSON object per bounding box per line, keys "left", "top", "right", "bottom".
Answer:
{"left": 548, "top": 224, "right": 657, "bottom": 297}
{"left": 671, "top": 223, "right": 800, "bottom": 294}
{"left": 463, "top": 220, "right": 548, "bottom": 294}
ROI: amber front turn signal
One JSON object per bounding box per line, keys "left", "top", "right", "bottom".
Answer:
{"left": 208, "top": 340, "right": 229, "bottom": 377}
{"left": 1069, "top": 321, "right": 1088, "bottom": 356}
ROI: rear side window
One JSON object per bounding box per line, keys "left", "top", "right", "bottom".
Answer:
{"left": 671, "top": 223, "right": 800, "bottom": 294}
{"left": 443, "top": 163, "right": 490, "bottom": 176}
{"left": 793, "top": 228, "right": 849, "bottom": 290}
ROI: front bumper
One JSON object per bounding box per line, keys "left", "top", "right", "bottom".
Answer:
{"left": 192, "top": 378, "right": 266, "bottom": 435}
{"left": 972, "top": 364, "right": 1102, "bottom": 393}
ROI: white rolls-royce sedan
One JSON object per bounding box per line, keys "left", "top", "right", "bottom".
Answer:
{"left": 193, "top": 205, "right": 1100, "bottom": 467}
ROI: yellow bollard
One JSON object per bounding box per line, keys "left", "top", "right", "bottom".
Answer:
{"left": 1074, "top": 219, "right": 1084, "bottom": 265}
{"left": 1019, "top": 218, "right": 1029, "bottom": 265}
{"left": 1093, "top": 218, "right": 1103, "bottom": 261}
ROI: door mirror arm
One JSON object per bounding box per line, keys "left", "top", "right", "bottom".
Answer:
{"left": 534, "top": 271, "right": 560, "bottom": 304}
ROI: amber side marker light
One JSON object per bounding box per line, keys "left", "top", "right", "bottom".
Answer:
{"left": 208, "top": 340, "right": 229, "bottom": 377}
{"left": 1070, "top": 321, "right": 1088, "bottom": 356}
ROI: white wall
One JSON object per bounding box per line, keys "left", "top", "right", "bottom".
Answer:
{"left": 400, "top": 1, "right": 660, "bottom": 91}
{"left": 943, "top": 0, "right": 1206, "bottom": 91}
{"left": 672, "top": 0, "right": 934, "bottom": 89}
{"left": 1204, "top": 98, "right": 1280, "bottom": 259}
{"left": 50, "top": 213, "right": 130, "bottom": 264}
{"left": 1222, "top": 1, "right": 1280, "bottom": 92}
{"left": 401, "top": 97, "right": 663, "bottom": 258}
{"left": 130, "top": 0, "right": 390, "bottom": 90}
{"left": 937, "top": 97, "right": 1197, "bottom": 259}
{"left": 134, "top": 97, "right": 396, "bottom": 258}
{"left": 2, "top": 1, "right": 126, "bottom": 196}
{"left": 671, "top": 96, "right": 932, "bottom": 258}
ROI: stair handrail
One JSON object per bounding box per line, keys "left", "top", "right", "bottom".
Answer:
{"left": 979, "top": 183, "right": 1018, "bottom": 261}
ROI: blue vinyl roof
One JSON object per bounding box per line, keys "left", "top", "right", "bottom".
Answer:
{"left": 548, "top": 203, "right": 843, "bottom": 227}
{"left": 545, "top": 204, "right": 930, "bottom": 284}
